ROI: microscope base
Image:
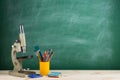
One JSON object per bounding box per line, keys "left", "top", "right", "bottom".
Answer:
{"left": 9, "top": 70, "right": 36, "bottom": 77}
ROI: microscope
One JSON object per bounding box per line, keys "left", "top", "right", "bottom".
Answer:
{"left": 9, "top": 25, "right": 36, "bottom": 77}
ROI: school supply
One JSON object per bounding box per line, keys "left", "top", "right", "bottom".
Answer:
{"left": 34, "top": 46, "right": 54, "bottom": 62}
{"left": 34, "top": 46, "right": 43, "bottom": 61}
{"left": 28, "top": 74, "right": 42, "bottom": 78}
{"left": 43, "top": 51, "right": 47, "bottom": 61}
{"left": 34, "top": 46, "right": 55, "bottom": 76}
{"left": 40, "top": 61, "right": 50, "bottom": 76}
{"left": 48, "top": 72, "right": 62, "bottom": 78}
{"left": 47, "top": 49, "right": 54, "bottom": 61}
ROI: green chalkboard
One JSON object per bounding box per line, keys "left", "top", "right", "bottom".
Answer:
{"left": 1, "top": 0, "right": 120, "bottom": 70}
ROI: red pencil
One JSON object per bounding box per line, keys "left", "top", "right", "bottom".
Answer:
{"left": 43, "top": 51, "right": 47, "bottom": 61}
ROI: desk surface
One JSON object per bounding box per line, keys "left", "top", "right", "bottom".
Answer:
{"left": 0, "top": 70, "right": 120, "bottom": 80}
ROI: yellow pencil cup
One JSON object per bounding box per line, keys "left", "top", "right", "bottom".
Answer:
{"left": 40, "top": 61, "right": 50, "bottom": 76}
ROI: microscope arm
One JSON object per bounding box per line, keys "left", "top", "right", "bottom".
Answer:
{"left": 11, "top": 41, "right": 22, "bottom": 72}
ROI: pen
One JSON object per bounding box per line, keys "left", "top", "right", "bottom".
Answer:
{"left": 47, "top": 49, "right": 54, "bottom": 61}
{"left": 47, "top": 49, "right": 52, "bottom": 54}
{"left": 38, "top": 50, "right": 43, "bottom": 61}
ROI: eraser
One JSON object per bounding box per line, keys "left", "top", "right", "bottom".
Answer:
{"left": 28, "top": 74, "right": 42, "bottom": 78}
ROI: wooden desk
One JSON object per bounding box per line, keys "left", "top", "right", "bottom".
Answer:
{"left": 0, "top": 70, "right": 120, "bottom": 80}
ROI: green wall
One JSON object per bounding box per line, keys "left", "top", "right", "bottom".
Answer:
{"left": 0, "top": 0, "right": 120, "bottom": 70}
